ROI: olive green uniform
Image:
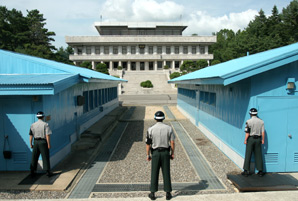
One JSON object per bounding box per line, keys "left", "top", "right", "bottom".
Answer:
{"left": 147, "top": 122, "right": 175, "bottom": 193}
{"left": 243, "top": 116, "right": 264, "bottom": 172}
{"left": 29, "top": 119, "right": 52, "bottom": 171}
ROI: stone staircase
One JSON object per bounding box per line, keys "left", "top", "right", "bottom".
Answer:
{"left": 121, "top": 71, "right": 177, "bottom": 95}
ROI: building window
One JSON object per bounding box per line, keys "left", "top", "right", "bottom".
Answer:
{"left": 192, "top": 46, "right": 196, "bottom": 54}
{"left": 183, "top": 46, "right": 188, "bottom": 54}
{"left": 149, "top": 46, "right": 153, "bottom": 54}
{"left": 175, "top": 61, "right": 180, "bottom": 69}
{"left": 95, "top": 46, "right": 100, "bottom": 54}
{"left": 200, "top": 46, "right": 205, "bottom": 54}
{"left": 77, "top": 47, "right": 83, "bottom": 55}
{"left": 131, "top": 46, "right": 136, "bottom": 54}
{"left": 104, "top": 46, "right": 109, "bottom": 54}
{"left": 86, "top": 47, "right": 91, "bottom": 55}
{"left": 157, "top": 46, "right": 162, "bottom": 54}
{"left": 113, "top": 46, "right": 118, "bottom": 54}
{"left": 122, "top": 46, "right": 127, "bottom": 54}
{"left": 139, "top": 47, "right": 145, "bottom": 54}
{"left": 175, "top": 46, "right": 179, "bottom": 54}
{"left": 166, "top": 46, "right": 171, "bottom": 54}
{"left": 200, "top": 91, "right": 216, "bottom": 107}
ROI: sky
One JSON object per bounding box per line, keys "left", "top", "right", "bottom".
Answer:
{"left": 1, "top": 0, "right": 294, "bottom": 48}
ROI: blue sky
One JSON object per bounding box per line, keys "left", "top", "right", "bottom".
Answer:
{"left": 1, "top": 0, "right": 293, "bottom": 48}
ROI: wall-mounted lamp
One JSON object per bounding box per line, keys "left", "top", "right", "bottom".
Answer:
{"left": 286, "top": 78, "right": 295, "bottom": 93}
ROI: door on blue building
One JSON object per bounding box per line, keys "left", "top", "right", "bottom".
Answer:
{"left": 0, "top": 98, "right": 33, "bottom": 171}
{"left": 258, "top": 97, "right": 298, "bottom": 172}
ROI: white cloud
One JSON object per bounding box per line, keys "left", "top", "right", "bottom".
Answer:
{"left": 101, "top": 0, "right": 184, "bottom": 22}
{"left": 184, "top": 9, "right": 258, "bottom": 35}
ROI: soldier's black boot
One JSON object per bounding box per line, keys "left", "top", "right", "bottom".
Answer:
{"left": 148, "top": 192, "right": 156, "bottom": 200}
{"left": 166, "top": 192, "right": 172, "bottom": 200}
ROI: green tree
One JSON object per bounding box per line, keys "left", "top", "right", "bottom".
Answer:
{"left": 54, "top": 46, "right": 74, "bottom": 64}
{"left": 96, "top": 63, "right": 109, "bottom": 75}
{"left": 282, "top": 0, "right": 298, "bottom": 42}
{"left": 80, "top": 61, "right": 92, "bottom": 69}
{"left": 196, "top": 60, "right": 208, "bottom": 69}
{"left": 180, "top": 60, "right": 199, "bottom": 73}
{"left": 170, "top": 72, "right": 181, "bottom": 80}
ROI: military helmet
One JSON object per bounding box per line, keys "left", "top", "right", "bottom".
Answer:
{"left": 154, "top": 111, "right": 165, "bottom": 120}
{"left": 36, "top": 111, "right": 45, "bottom": 117}
{"left": 249, "top": 108, "right": 258, "bottom": 115}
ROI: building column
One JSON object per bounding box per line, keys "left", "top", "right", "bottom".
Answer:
{"left": 100, "top": 46, "right": 104, "bottom": 55}
{"left": 109, "top": 46, "right": 113, "bottom": 55}
{"left": 171, "top": 46, "right": 174, "bottom": 55}
{"left": 154, "top": 61, "right": 158, "bottom": 71}
{"left": 83, "top": 46, "right": 87, "bottom": 55}
{"left": 188, "top": 46, "right": 191, "bottom": 55}
{"left": 153, "top": 46, "right": 157, "bottom": 55}
{"left": 163, "top": 60, "right": 166, "bottom": 68}
{"left": 118, "top": 61, "right": 122, "bottom": 68}
{"left": 162, "top": 46, "right": 166, "bottom": 55}
{"left": 118, "top": 46, "right": 122, "bottom": 55}
{"left": 136, "top": 46, "right": 139, "bottom": 55}
{"left": 91, "top": 46, "right": 95, "bottom": 55}
{"left": 127, "top": 61, "right": 131, "bottom": 71}
{"left": 92, "top": 61, "right": 95, "bottom": 70}
{"left": 136, "top": 62, "right": 140, "bottom": 71}
{"left": 179, "top": 46, "right": 183, "bottom": 55}
{"left": 109, "top": 61, "right": 113, "bottom": 71}
{"left": 74, "top": 47, "right": 78, "bottom": 55}
{"left": 172, "top": 60, "right": 175, "bottom": 70}
{"left": 205, "top": 45, "right": 208, "bottom": 54}
{"left": 127, "top": 46, "right": 131, "bottom": 55}
{"left": 145, "top": 46, "right": 148, "bottom": 55}
{"left": 145, "top": 62, "right": 149, "bottom": 71}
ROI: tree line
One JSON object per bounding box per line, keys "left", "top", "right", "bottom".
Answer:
{"left": 0, "top": 0, "right": 297, "bottom": 75}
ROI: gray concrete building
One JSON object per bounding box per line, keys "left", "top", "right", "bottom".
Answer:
{"left": 65, "top": 22, "right": 216, "bottom": 75}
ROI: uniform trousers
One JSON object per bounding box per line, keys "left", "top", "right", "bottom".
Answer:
{"left": 150, "top": 149, "right": 172, "bottom": 193}
{"left": 30, "top": 139, "right": 51, "bottom": 171}
{"left": 243, "top": 137, "right": 263, "bottom": 172}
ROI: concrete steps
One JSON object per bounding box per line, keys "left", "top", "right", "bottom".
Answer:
{"left": 121, "top": 71, "right": 177, "bottom": 95}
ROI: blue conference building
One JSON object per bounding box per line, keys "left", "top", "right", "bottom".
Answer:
{"left": 169, "top": 43, "right": 298, "bottom": 172}
{"left": 0, "top": 50, "right": 126, "bottom": 171}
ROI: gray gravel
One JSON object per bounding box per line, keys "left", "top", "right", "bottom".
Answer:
{"left": 93, "top": 119, "right": 241, "bottom": 198}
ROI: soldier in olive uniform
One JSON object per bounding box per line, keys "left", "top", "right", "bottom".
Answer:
{"left": 146, "top": 111, "right": 175, "bottom": 200}
{"left": 242, "top": 108, "right": 265, "bottom": 177}
{"left": 29, "top": 111, "right": 53, "bottom": 177}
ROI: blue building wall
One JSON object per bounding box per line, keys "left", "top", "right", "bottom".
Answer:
{"left": 0, "top": 82, "right": 119, "bottom": 171}
{"left": 177, "top": 60, "right": 298, "bottom": 172}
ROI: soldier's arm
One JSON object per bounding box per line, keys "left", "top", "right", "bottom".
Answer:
{"left": 170, "top": 140, "right": 175, "bottom": 159}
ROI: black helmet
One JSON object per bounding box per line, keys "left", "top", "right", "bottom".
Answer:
{"left": 249, "top": 108, "right": 258, "bottom": 115}
{"left": 154, "top": 111, "right": 165, "bottom": 120}
{"left": 36, "top": 111, "right": 45, "bottom": 118}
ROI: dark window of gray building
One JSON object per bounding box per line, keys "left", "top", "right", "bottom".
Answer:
{"left": 192, "top": 46, "right": 196, "bottom": 54}
{"left": 200, "top": 46, "right": 205, "bottom": 54}
{"left": 104, "top": 46, "right": 109, "bottom": 54}
{"left": 95, "top": 46, "right": 100, "bottom": 54}
{"left": 131, "top": 46, "right": 136, "bottom": 54}
{"left": 86, "top": 47, "right": 91, "bottom": 55}
{"left": 122, "top": 46, "right": 127, "bottom": 54}
{"left": 113, "top": 46, "right": 118, "bottom": 54}
{"left": 166, "top": 46, "right": 171, "bottom": 54}
{"left": 157, "top": 46, "right": 162, "bottom": 54}
{"left": 175, "top": 46, "right": 179, "bottom": 54}
{"left": 183, "top": 46, "right": 188, "bottom": 54}
{"left": 149, "top": 46, "right": 153, "bottom": 54}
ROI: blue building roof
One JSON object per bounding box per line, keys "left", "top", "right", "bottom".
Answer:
{"left": 0, "top": 49, "right": 127, "bottom": 95}
{"left": 169, "top": 43, "right": 298, "bottom": 86}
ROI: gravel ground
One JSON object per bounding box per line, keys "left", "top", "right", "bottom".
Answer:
{"left": 0, "top": 190, "right": 67, "bottom": 200}
{"left": 98, "top": 120, "right": 199, "bottom": 183}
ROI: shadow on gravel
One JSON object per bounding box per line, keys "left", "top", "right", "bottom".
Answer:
{"left": 173, "top": 180, "right": 209, "bottom": 197}
{"left": 109, "top": 106, "right": 146, "bottom": 161}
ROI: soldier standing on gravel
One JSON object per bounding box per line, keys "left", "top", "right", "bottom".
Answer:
{"left": 242, "top": 108, "right": 265, "bottom": 177}
{"left": 146, "top": 111, "right": 175, "bottom": 200}
{"left": 29, "top": 111, "right": 53, "bottom": 177}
